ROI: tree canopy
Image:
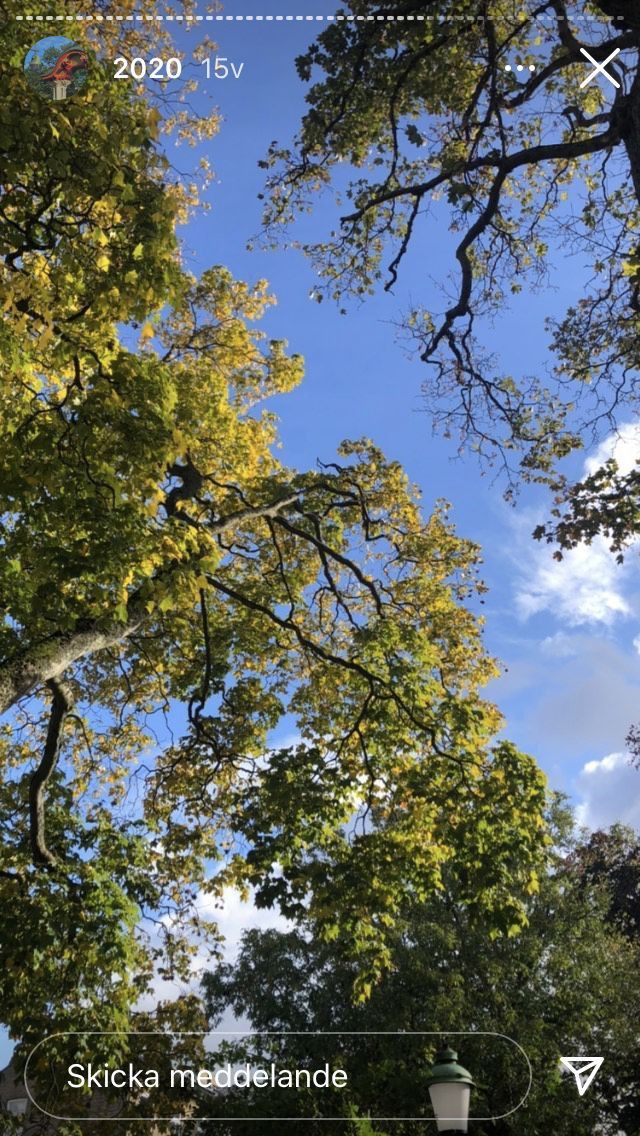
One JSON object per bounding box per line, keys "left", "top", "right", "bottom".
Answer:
{"left": 203, "top": 808, "right": 640, "bottom": 1135}
{"left": 0, "top": 7, "right": 548, "bottom": 1068}
{"left": 260, "top": 0, "right": 640, "bottom": 518}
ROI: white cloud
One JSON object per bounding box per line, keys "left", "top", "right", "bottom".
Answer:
{"left": 196, "top": 886, "right": 292, "bottom": 961}
{"left": 539, "top": 632, "right": 582, "bottom": 658}
{"left": 584, "top": 420, "right": 640, "bottom": 478}
{"left": 137, "top": 888, "right": 291, "bottom": 1015}
{"left": 514, "top": 423, "right": 640, "bottom": 627}
{"left": 575, "top": 751, "right": 640, "bottom": 830}
{"left": 516, "top": 536, "right": 632, "bottom": 625}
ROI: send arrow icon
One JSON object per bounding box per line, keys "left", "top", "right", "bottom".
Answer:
{"left": 560, "top": 1056, "right": 604, "bottom": 1096}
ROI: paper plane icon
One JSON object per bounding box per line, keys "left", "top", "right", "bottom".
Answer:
{"left": 560, "top": 1056, "right": 604, "bottom": 1096}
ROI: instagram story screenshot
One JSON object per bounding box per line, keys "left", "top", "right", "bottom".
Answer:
{"left": 0, "top": 1, "right": 639, "bottom": 1133}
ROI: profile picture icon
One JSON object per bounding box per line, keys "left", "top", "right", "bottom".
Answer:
{"left": 24, "top": 35, "right": 90, "bottom": 101}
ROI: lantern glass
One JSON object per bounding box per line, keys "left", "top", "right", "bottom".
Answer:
{"left": 428, "top": 1081, "right": 471, "bottom": 1132}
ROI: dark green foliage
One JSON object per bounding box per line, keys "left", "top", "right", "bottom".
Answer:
{"left": 202, "top": 808, "right": 640, "bottom": 1135}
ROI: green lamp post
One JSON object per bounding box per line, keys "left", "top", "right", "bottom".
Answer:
{"left": 425, "top": 1046, "right": 475, "bottom": 1133}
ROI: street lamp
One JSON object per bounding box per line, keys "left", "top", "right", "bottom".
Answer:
{"left": 425, "top": 1046, "right": 475, "bottom": 1133}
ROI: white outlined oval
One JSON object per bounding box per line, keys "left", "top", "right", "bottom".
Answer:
{"left": 25, "top": 1029, "right": 532, "bottom": 1122}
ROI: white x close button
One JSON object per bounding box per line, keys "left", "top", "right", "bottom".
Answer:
{"left": 579, "top": 46, "right": 621, "bottom": 89}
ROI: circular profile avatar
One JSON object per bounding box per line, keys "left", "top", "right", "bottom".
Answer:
{"left": 24, "top": 36, "right": 90, "bottom": 101}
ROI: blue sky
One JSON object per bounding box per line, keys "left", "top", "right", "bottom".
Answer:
{"left": 3, "top": 4, "right": 640, "bottom": 1070}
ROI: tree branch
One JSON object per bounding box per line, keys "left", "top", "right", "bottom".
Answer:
{"left": 29, "top": 679, "right": 73, "bottom": 868}
{"left": 422, "top": 123, "right": 624, "bottom": 361}
{"left": 0, "top": 488, "right": 302, "bottom": 717}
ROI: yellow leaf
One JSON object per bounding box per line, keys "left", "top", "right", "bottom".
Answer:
{"left": 148, "top": 107, "right": 161, "bottom": 135}
{"left": 38, "top": 325, "right": 54, "bottom": 349}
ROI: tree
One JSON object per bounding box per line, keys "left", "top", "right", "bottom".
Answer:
{"left": 0, "top": 9, "right": 548, "bottom": 1073}
{"left": 260, "top": 0, "right": 640, "bottom": 515}
{"left": 202, "top": 808, "right": 640, "bottom": 1135}
{"left": 569, "top": 822, "right": 640, "bottom": 941}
